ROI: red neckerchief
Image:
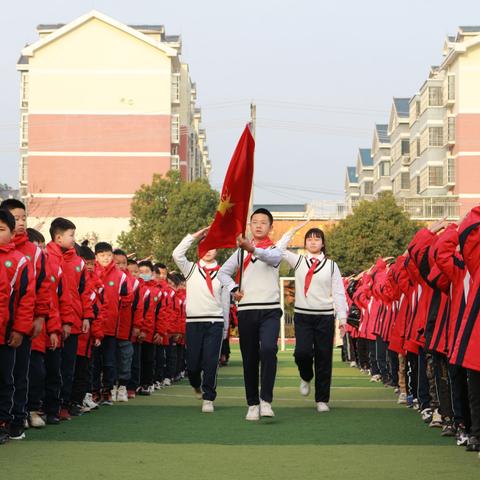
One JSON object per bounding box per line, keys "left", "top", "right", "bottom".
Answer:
{"left": 304, "top": 257, "right": 320, "bottom": 296}
{"left": 197, "top": 261, "right": 220, "bottom": 297}
{"left": 235, "top": 237, "right": 274, "bottom": 283}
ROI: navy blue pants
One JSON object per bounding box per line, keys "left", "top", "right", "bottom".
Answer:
{"left": 154, "top": 345, "right": 166, "bottom": 383}
{"left": 186, "top": 322, "right": 223, "bottom": 401}
{"left": 92, "top": 335, "right": 116, "bottom": 392}
{"left": 237, "top": 308, "right": 281, "bottom": 406}
{"left": 128, "top": 343, "right": 142, "bottom": 390}
{"left": 294, "top": 313, "right": 335, "bottom": 403}
{"left": 61, "top": 334, "right": 78, "bottom": 407}
{"left": 12, "top": 336, "right": 31, "bottom": 426}
{"left": 0, "top": 345, "right": 16, "bottom": 423}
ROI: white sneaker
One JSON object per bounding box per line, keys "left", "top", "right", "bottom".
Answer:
{"left": 369, "top": 374, "right": 382, "bottom": 383}
{"left": 260, "top": 400, "right": 275, "bottom": 417}
{"left": 29, "top": 411, "right": 46, "bottom": 428}
{"left": 316, "top": 402, "right": 330, "bottom": 413}
{"left": 111, "top": 386, "right": 118, "bottom": 402}
{"left": 202, "top": 400, "right": 214, "bottom": 413}
{"left": 245, "top": 405, "right": 260, "bottom": 421}
{"left": 193, "top": 387, "right": 203, "bottom": 400}
{"left": 83, "top": 393, "right": 99, "bottom": 410}
{"left": 350, "top": 361, "right": 357, "bottom": 368}
{"left": 163, "top": 378, "right": 172, "bottom": 387}
{"left": 117, "top": 385, "right": 128, "bottom": 402}
{"left": 299, "top": 380, "right": 311, "bottom": 397}
{"left": 154, "top": 381, "right": 162, "bottom": 390}
{"left": 148, "top": 384, "right": 155, "bottom": 394}
{"left": 397, "top": 393, "right": 407, "bottom": 405}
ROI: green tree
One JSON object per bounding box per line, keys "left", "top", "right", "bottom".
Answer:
{"left": 327, "top": 194, "right": 423, "bottom": 275}
{"left": 118, "top": 170, "right": 222, "bottom": 266}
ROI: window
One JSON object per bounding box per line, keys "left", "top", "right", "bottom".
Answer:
{"left": 447, "top": 117, "right": 455, "bottom": 143}
{"left": 20, "top": 155, "right": 28, "bottom": 183}
{"left": 401, "top": 172, "right": 410, "bottom": 190}
{"left": 416, "top": 176, "right": 421, "bottom": 194}
{"left": 171, "top": 155, "right": 180, "bottom": 170}
{"left": 363, "top": 181, "right": 373, "bottom": 195}
{"left": 379, "top": 161, "right": 390, "bottom": 177}
{"left": 21, "top": 113, "right": 28, "bottom": 147}
{"left": 21, "top": 73, "right": 29, "bottom": 108}
{"left": 401, "top": 139, "right": 410, "bottom": 155}
{"left": 171, "top": 73, "right": 180, "bottom": 103}
{"left": 416, "top": 138, "right": 421, "bottom": 157}
{"left": 448, "top": 75, "right": 455, "bottom": 101}
{"left": 446, "top": 157, "right": 455, "bottom": 184}
{"left": 429, "top": 127, "right": 443, "bottom": 147}
{"left": 428, "top": 86, "right": 443, "bottom": 106}
{"left": 171, "top": 114, "right": 180, "bottom": 143}
{"left": 429, "top": 166, "right": 443, "bottom": 186}
{"left": 416, "top": 100, "right": 421, "bottom": 117}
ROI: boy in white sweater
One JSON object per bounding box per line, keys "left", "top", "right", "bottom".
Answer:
{"left": 218, "top": 208, "right": 283, "bottom": 421}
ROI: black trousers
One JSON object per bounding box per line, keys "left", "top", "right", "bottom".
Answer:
{"left": 185, "top": 322, "right": 223, "bottom": 401}
{"left": 450, "top": 365, "right": 471, "bottom": 430}
{"left": 0, "top": 344, "right": 16, "bottom": 423}
{"left": 140, "top": 342, "right": 155, "bottom": 387}
{"left": 61, "top": 334, "right": 78, "bottom": 407}
{"left": 154, "top": 344, "right": 165, "bottom": 383}
{"left": 165, "top": 342, "right": 177, "bottom": 380}
{"left": 294, "top": 313, "right": 335, "bottom": 403}
{"left": 12, "top": 336, "right": 31, "bottom": 426}
{"left": 128, "top": 342, "right": 142, "bottom": 390}
{"left": 356, "top": 338, "right": 370, "bottom": 370}
{"left": 406, "top": 352, "right": 418, "bottom": 398}
{"left": 71, "top": 355, "right": 90, "bottom": 405}
{"left": 432, "top": 351, "right": 453, "bottom": 421}
{"left": 237, "top": 308, "right": 281, "bottom": 406}
{"left": 467, "top": 369, "right": 480, "bottom": 437}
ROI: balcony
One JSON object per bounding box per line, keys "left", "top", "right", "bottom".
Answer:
{"left": 397, "top": 196, "right": 459, "bottom": 220}
{"left": 171, "top": 115, "right": 180, "bottom": 144}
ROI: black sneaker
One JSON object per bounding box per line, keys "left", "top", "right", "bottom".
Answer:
{"left": 441, "top": 423, "right": 456, "bottom": 437}
{"left": 0, "top": 422, "right": 9, "bottom": 445}
{"left": 466, "top": 436, "right": 480, "bottom": 452}
{"left": 69, "top": 403, "right": 84, "bottom": 417}
{"left": 8, "top": 423, "right": 26, "bottom": 440}
{"left": 456, "top": 425, "right": 469, "bottom": 446}
{"left": 46, "top": 415, "right": 61, "bottom": 425}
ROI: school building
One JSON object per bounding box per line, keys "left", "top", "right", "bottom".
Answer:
{"left": 345, "top": 26, "right": 480, "bottom": 219}
{"left": 17, "top": 10, "right": 210, "bottom": 244}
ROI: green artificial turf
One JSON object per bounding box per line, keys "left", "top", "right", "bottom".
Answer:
{"left": 1, "top": 347, "right": 479, "bottom": 479}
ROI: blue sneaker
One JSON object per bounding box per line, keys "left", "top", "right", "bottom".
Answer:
{"left": 406, "top": 395, "right": 414, "bottom": 408}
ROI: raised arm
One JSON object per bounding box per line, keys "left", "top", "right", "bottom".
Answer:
{"left": 172, "top": 234, "right": 195, "bottom": 277}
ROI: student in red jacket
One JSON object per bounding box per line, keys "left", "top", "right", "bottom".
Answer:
{"left": 48, "top": 218, "right": 93, "bottom": 420}
{"left": 1, "top": 199, "right": 50, "bottom": 439}
{"left": 137, "top": 260, "right": 161, "bottom": 395}
{"left": 26, "top": 229, "right": 63, "bottom": 428}
{"left": 92, "top": 242, "right": 131, "bottom": 405}
{"left": 114, "top": 249, "right": 141, "bottom": 400}
{"left": 70, "top": 244, "right": 104, "bottom": 415}
{"left": 0, "top": 209, "right": 35, "bottom": 444}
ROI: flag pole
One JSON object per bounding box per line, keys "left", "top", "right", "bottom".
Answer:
{"left": 238, "top": 102, "right": 256, "bottom": 292}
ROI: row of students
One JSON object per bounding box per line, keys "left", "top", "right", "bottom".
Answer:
{"left": 0, "top": 201, "right": 194, "bottom": 444}
{"left": 343, "top": 210, "right": 480, "bottom": 458}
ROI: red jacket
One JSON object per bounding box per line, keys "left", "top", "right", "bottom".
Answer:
{"left": 13, "top": 233, "right": 50, "bottom": 320}
{"left": 46, "top": 243, "right": 94, "bottom": 334}
{"left": 139, "top": 279, "right": 160, "bottom": 344}
{"left": 31, "top": 250, "right": 68, "bottom": 353}
{"left": 0, "top": 243, "right": 35, "bottom": 345}
{"left": 77, "top": 270, "right": 105, "bottom": 357}
{"left": 128, "top": 273, "right": 145, "bottom": 343}
{"left": 451, "top": 207, "right": 480, "bottom": 371}
{"left": 156, "top": 283, "right": 177, "bottom": 345}
{"left": 0, "top": 262, "right": 11, "bottom": 344}
{"left": 94, "top": 261, "right": 131, "bottom": 338}
{"left": 116, "top": 270, "right": 139, "bottom": 341}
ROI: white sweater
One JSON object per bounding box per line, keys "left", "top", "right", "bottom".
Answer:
{"left": 172, "top": 234, "right": 227, "bottom": 324}
{"left": 277, "top": 231, "right": 348, "bottom": 323}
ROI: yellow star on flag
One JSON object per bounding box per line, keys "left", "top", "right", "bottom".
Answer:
{"left": 218, "top": 194, "right": 235, "bottom": 216}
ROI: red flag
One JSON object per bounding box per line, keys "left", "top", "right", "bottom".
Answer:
{"left": 198, "top": 125, "right": 255, "bottom": 258}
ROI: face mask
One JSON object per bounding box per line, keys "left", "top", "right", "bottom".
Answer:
{"left": 139, "top": 273, "right": 152, "bottom": 282}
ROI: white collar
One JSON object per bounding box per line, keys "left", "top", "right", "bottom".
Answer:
{"left": 199, "top": 259, "right": 218, "bottom": 269}
{"left": 306, "top": 252, "right": 325, "bottom": 262}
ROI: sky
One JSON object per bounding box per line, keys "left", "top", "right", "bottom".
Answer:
{"left": 2, "top": 0, "right": 480, "bottom": 205}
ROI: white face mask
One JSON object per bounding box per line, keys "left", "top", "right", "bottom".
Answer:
{"left": 139, "top": 273, "right": 152, "bottom": 282}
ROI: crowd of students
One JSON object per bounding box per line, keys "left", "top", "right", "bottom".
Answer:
{"left": 342, "top": 209, "right": 480, "bottom": 458}
{"left": 0, "top": 199, "right": 234, "bottom": 445}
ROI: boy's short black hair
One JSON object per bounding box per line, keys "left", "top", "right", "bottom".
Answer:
{"left": 27, "top": 227, "right": 45, "bottom": 244}
{"left": 95, "top": 242, "right": 113, "bottom": 254}
{"left": 127, "top": 259, "right": 138, "bottom": 266}
{"left": 113, "top": 248, "right": 127, "bottom": 259}
{"left": 138, "top": 260, "right": 154, "bottom": 271}
{"left": 0, "top": 209, "right": 16, "bottom": 232}
{"left": 251, "top": 208, "right": 273, "bottom": 225}
{"left": 49, "top": 217, "right": 76, "bottom": 241}
{"left": 304, "top": 228, "right": 326, "bottom": 254}
{"left": 0, "top": 198, "right": 26, "bottom": 211}
{"left": 168, "top": 272, "right": 185, "bottom": 286}
{"left": 78, "top": 245, "right": 95, "bottom": 261}
{"left": 153, "top": 262, "right": 167, "bottom": 273}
